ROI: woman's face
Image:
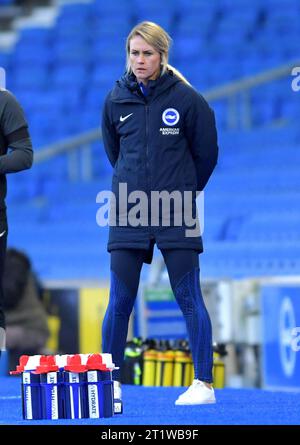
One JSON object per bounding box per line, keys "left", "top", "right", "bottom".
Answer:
{"left": 129, "top": 35, "right": 161, "bottom": 85}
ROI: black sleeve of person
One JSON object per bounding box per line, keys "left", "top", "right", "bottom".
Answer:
{"left": 0, "top": 91, "right": 33, "bottom": 174}
{"left": 0, "top": 130, "right": 33, "bottom": 174}
{"left": 5, "top": 126, "right": 30, "bottom": 145}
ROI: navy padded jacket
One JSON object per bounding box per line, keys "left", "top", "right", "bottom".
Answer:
{"left": 102, "top": 69, "right": 218, "bottom": 257}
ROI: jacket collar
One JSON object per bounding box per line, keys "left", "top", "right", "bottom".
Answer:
{"left": 110, "top": 69, "right": 181, "bottom": 103}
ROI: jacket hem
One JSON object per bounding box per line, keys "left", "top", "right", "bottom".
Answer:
{"left": 107, "top": 241, "right": 152, "bottom": 252}
{"left": 156, "top": 241, "right": 203, "bottom": 253}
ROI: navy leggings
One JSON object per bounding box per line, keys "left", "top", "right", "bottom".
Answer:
{"left": 0, "top": 233, "right": 7, "bottom": 330}
{"left": 102, "top": 248, "right": 213, "bottom": 383}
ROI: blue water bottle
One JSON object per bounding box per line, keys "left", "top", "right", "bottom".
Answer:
{"left": 64, "top": 354, "right": 88, "bottom": 419}
{"left": 36, "top": 355, "right": 64, "bottom": 420}
{"left": 11, "top": 355, "right": 43, "bottom": 420}
{"left": 86, "top": 354, "right": 114, "bottom": 418}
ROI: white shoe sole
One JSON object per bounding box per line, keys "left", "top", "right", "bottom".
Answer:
{"left": 175, "top": 399, "right": 216, "bottom": 405}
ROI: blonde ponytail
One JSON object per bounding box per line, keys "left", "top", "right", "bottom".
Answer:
{"left": 167, "top": 64, "right": 191, "bottom": 86}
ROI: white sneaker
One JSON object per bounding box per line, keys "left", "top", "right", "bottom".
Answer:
{"left": 175, "top": 379, "right": 216, "bottom": 405}
{"left": 113, "top": 381, "right": 123, "bottom": 414}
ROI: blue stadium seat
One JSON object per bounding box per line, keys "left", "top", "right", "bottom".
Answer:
{"left": 135, "top": 13, "right": 174, "bottom": 32}
{"left": 92, "top": 0, "right": 133, "bottom": 17}
{"left": 56, "top": 4, "right": 92, "bottom": 27}
{"left": 91, "top": 64, "right": 123, "bottom": 87}
{"left": 173, "top": 36, "right": 202, "bottom": 60}
{"left": 236, "top": 213, "right": 300, "bottom": 242}
{"left": 10, "top": 66, "right": 49, "bottom": 89}
{"left": 52, "top": 65, "right": 88, "bottom": 88}
{"left": 53, "top": 41, "right": 91, "bottom": 65}
{"left": 201, "top": 242, "right": 300, "bottom": 278}
{"left": 17, "top": 27, "right": 53, "bottom": 44}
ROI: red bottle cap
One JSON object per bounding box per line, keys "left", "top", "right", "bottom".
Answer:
{"left": 35, "top": 355, "right": 59, "bottom": 374}
{"left": 10, "top": 355, "right": 29, "bottom": 375}
{"left": 86, "top": 353, "right": 109, "bottom": 371}
{"left": 64, "top": 354, "right": 86, "bottom": 373}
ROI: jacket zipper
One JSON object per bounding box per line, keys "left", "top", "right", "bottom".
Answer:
{"left": 145, "top": 104, "right": 149, "bottom": 185}
{"left": 145, "top": 104, "right": 153, "bottom": 236}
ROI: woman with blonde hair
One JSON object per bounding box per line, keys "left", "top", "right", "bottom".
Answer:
{"left": 101, "top": 21, "right": 218, "bottom": 407}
